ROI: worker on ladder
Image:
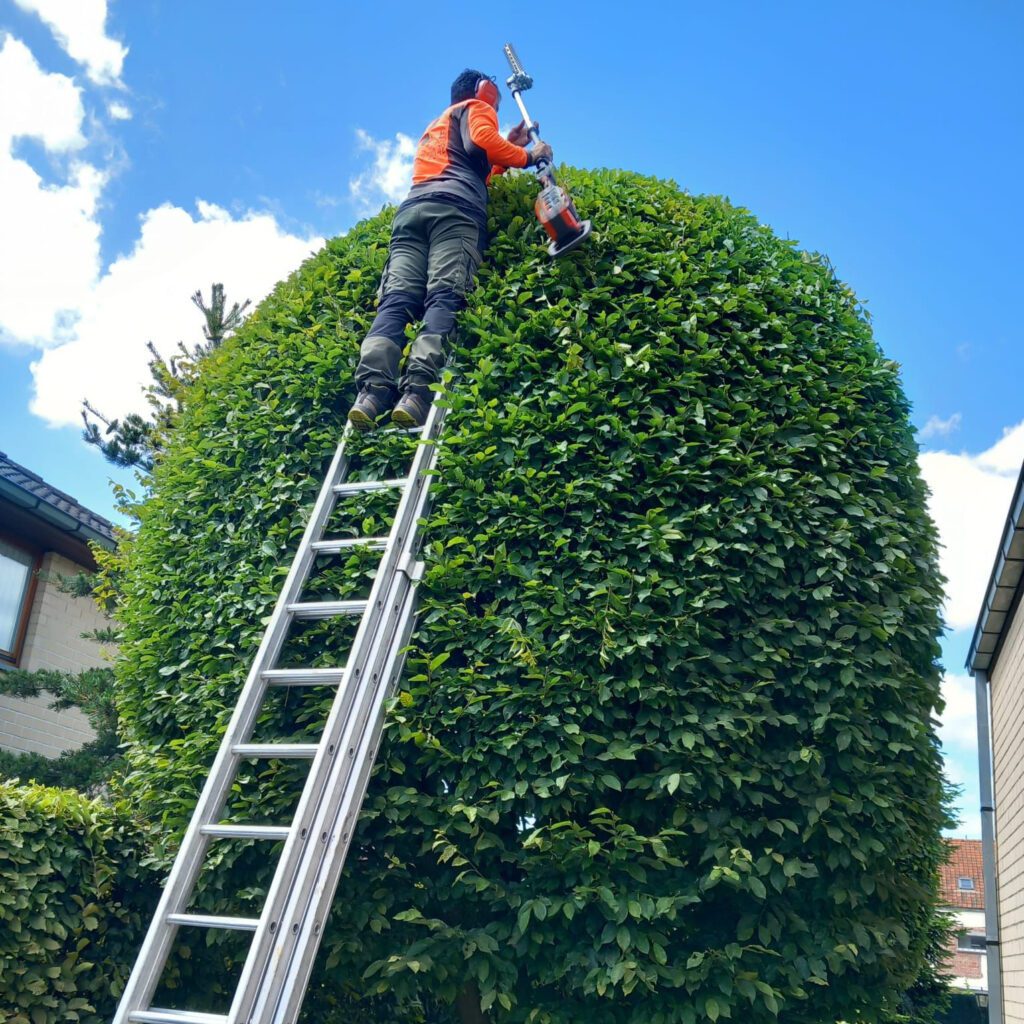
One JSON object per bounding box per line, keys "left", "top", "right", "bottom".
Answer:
{"left": 348, "top": 69, "right": 552, "bottom": 431}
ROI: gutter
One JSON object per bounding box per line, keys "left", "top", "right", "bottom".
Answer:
{"left": 0, "top": 478, "right": 116, "bottom": 551}
{"left": 967, "top": 470, "right": 1024, "bottom": 673}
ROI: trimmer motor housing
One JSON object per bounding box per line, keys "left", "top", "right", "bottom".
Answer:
{"left": 534, "top": 174, "right": 593, "bottom": 258}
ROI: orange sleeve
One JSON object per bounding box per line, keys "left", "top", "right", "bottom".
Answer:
{"left": 467, "top": 101, "right": 530, "bottom": 170}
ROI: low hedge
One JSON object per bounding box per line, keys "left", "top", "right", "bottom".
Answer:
{"left": 0, "top": 781, "right": 159, "bottom": 1023}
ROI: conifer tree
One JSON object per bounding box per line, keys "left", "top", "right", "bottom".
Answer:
{"left": 81, "top": 283, "right": 250, "bottom": 471}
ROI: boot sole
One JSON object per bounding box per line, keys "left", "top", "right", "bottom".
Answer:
{"left": 347, "top": 408, "right": 377, "bottom": 432}
{"left": 390, "top": 408, "right": 424, "bottom": 428}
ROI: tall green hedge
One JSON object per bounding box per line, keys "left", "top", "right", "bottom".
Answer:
{"left": 111, "top": 169, "right": 948, "bottom": 1022}
{"left": 0, "top": 782, "right": 158, "bottom": 1022}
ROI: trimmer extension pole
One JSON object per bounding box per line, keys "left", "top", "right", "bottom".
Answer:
{"left": 503, "top": 43, "right": 553, "bottom": 180}
{"left": 503, "top": 41, "right": 592, "bottom": 258}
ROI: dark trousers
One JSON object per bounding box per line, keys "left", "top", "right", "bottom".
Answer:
{"left": 355, "top": 200, "right": 483, "bottom": 396}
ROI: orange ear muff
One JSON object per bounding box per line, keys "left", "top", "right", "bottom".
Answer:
{"left": 476, "top": 77, "right": 499, "bottom": 110}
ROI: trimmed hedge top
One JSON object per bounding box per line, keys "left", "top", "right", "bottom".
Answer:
{"left": 112, "top": 169, "right": 946, "bottom": 1023}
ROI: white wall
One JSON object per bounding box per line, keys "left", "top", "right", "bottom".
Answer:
{"left": 992, "top": 598, "right": 1024, "bottom": 1019}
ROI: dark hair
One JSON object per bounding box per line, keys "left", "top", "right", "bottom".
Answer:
{"left": 451, "top": 68, "right": 494, "bottom": 104}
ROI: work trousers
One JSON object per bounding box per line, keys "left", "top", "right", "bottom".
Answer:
{"left": 355, "top": 200, "right": 483, "bottom": 396}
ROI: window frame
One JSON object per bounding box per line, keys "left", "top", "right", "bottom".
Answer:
{"left": 956, "top": 930, "right": 986, "bottom": 952}
{"left": 957, "top": 876, "right": 976, "bottom": 891}
{"left": 0, "top": 530, "right": 42, "bottom": 667}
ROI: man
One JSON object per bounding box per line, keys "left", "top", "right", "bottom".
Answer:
{"left": 348, "top": 69, "right": 553, "bottom": 430}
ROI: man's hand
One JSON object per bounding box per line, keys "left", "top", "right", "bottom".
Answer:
{"left": 507, "top": 120, "right": 536, "bottom": 147}
{"left": 528, "top": 139, "right": 553, "bottom": 166}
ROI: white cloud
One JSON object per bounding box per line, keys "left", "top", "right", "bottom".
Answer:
{"left": 0, "top": 156, "right": 105, "bottom": 343}
{"left": 1, "top": 30, "right": 321, "bottom": 426}
{"left": 0, "top": 34, "right": 85, "bottom": 150}
{"left": 938, "top": 672, "right": 977, "bottom": 751}
{"left": 0, "top": 35, "right": 104, "bottom": 345}
{"left": 29, "top": 200, "right": 322, "bottom": 426}
{"left": 976, "top": 422, "right": 1024, "bottom": 473}
{"left": 938, "top": 671, "right": 982, "bottom": 835}
{"left": 348, "top": 129, "right": 415, "bottom": 211}
{"left": 919, "top": 422, "right": 1024, "bottom": 631}
{"left": 13, "top": 0, "right": 127, "bottom": 86}
{"left": 919, "top": 412, "right": 962, "bottom": 440}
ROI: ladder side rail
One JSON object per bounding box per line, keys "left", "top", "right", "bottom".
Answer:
{"left": 113, "top": 437, "right": 354, "bottom": 1023}
{"left": 260, "top": 418, "right": 446, "bottom": 1021}
{"left": 273, "top": 568, "right": 422, "bottom": 1023}
{"left": 230, "top": 399, "right": 447, "bottom": 1021}
{"left": 252, "top": 555, "right": 421, "bottom": 1024}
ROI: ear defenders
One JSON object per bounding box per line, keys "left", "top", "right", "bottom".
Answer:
{"left": 476, "top": 76, "right": 500, "bottom": 110}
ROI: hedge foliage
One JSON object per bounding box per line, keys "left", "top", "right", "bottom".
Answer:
{"left": 109, "top": 168, "right": 948, "bottom": 1022}
{"left": 0, "top": 782, "right": 158, "bottom": 1022}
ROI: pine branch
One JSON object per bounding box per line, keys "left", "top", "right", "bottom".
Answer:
{"left": 80, "top": 282, "right": 250, "bottom": 474}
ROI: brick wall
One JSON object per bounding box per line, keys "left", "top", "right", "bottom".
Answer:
{"left": 0, "top": 551, "right": 108, "bottom": 757}
{"left": 946, "top": 934, "right": 984, "bottom": 980}
{"left": 940, "top": 909, "right": 987, "bottom": 993}
{"left": 993, "top": 597, "right": 1024, "bottom": 1019}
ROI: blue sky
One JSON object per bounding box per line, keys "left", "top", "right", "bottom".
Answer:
{"left": 2, "top": 0, "right": 1022, "bottom": 836}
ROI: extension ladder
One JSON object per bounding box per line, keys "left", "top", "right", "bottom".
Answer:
{"left": 113, "top": 393, "right": 449, "bottom": 1024}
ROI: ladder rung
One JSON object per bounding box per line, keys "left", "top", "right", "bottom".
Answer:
{"left": 232, "top": 743, "right": 319, "bottom": 759}
{"left": 379, "top": 425, "right": 425, "bottom": 436}
{"left": 262, "top": 667, "right": 346, "bottom": 686}
{"left": 166, "top": 913, "right": 259, "bottom": 932}
{"left": 288, "top": 599, "right": 368, "bottom": 619}
{"left": 333, "top": 479, "right": 404, "bottom": 496}
{"left": 286, "top": 598, "right": 370, "bottom": 618}
{"left": 129, "top": 1011, "right": 228, "bottom": 1024}
{"left": 200, "top": 824, "right": 291, "bottom": 841}
{"left": 312, "top": 537, "right": 388, "bottom": 554}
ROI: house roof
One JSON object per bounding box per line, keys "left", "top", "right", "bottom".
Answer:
{"left": 0, "top": 451, "right": 116, "bottom": 550}
{"left": 940, "top": 839, "right": 984, "bottom": 910}
{"left": 967, "top": 457, "right": 1024, "bottom": 674}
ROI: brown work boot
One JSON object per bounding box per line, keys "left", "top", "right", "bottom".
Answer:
{"left": 347, "top": 387, "right": 396, "bottom": 432}
{"left": 391, "top": 390, "right": 431, "bottom": 429}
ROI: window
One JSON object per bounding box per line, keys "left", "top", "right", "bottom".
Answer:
{"left": 957, "top": 876, "right": 976, "bottom": 891}
{"left": 0, "top": 535, "right": 39, "bottom": 663}
{"left": 957, "top": 931, "right": 986, "bottom": 952}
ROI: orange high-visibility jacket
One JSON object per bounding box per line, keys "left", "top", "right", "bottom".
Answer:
{"left": 404, "top": 98, "right": 530, "bottom": 223}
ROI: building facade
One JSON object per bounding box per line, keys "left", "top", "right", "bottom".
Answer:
{"left": 942, "top": 839, "right": 989, "bottom": 992}
{"left": 0, "top": 452, "right": 116, "bottom": 757}
{"left": 969, "top": 456, "right": 1024, "bottom": 1023}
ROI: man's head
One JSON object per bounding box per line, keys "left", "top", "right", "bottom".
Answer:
{"left": 451, "top": 69, "right": 500, "bottom": 110}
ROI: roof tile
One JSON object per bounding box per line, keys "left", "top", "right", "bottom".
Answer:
{"left": 940, "top": 839, "right": 985, "bottom": 909}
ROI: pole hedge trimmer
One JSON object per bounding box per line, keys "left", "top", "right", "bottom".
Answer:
{"left": 504, "top": 42, "right": 593, "bottom": 258}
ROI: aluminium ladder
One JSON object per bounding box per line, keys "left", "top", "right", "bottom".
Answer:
{"left": 113, "top": 392, "right": 449, "bottom": 1024}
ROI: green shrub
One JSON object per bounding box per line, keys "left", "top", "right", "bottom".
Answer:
{"left": 0, "top": 781, "right": 158, "bottom": 1023}
{"left": 110, "top": 169, "right": 949, "bottom": 1022}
